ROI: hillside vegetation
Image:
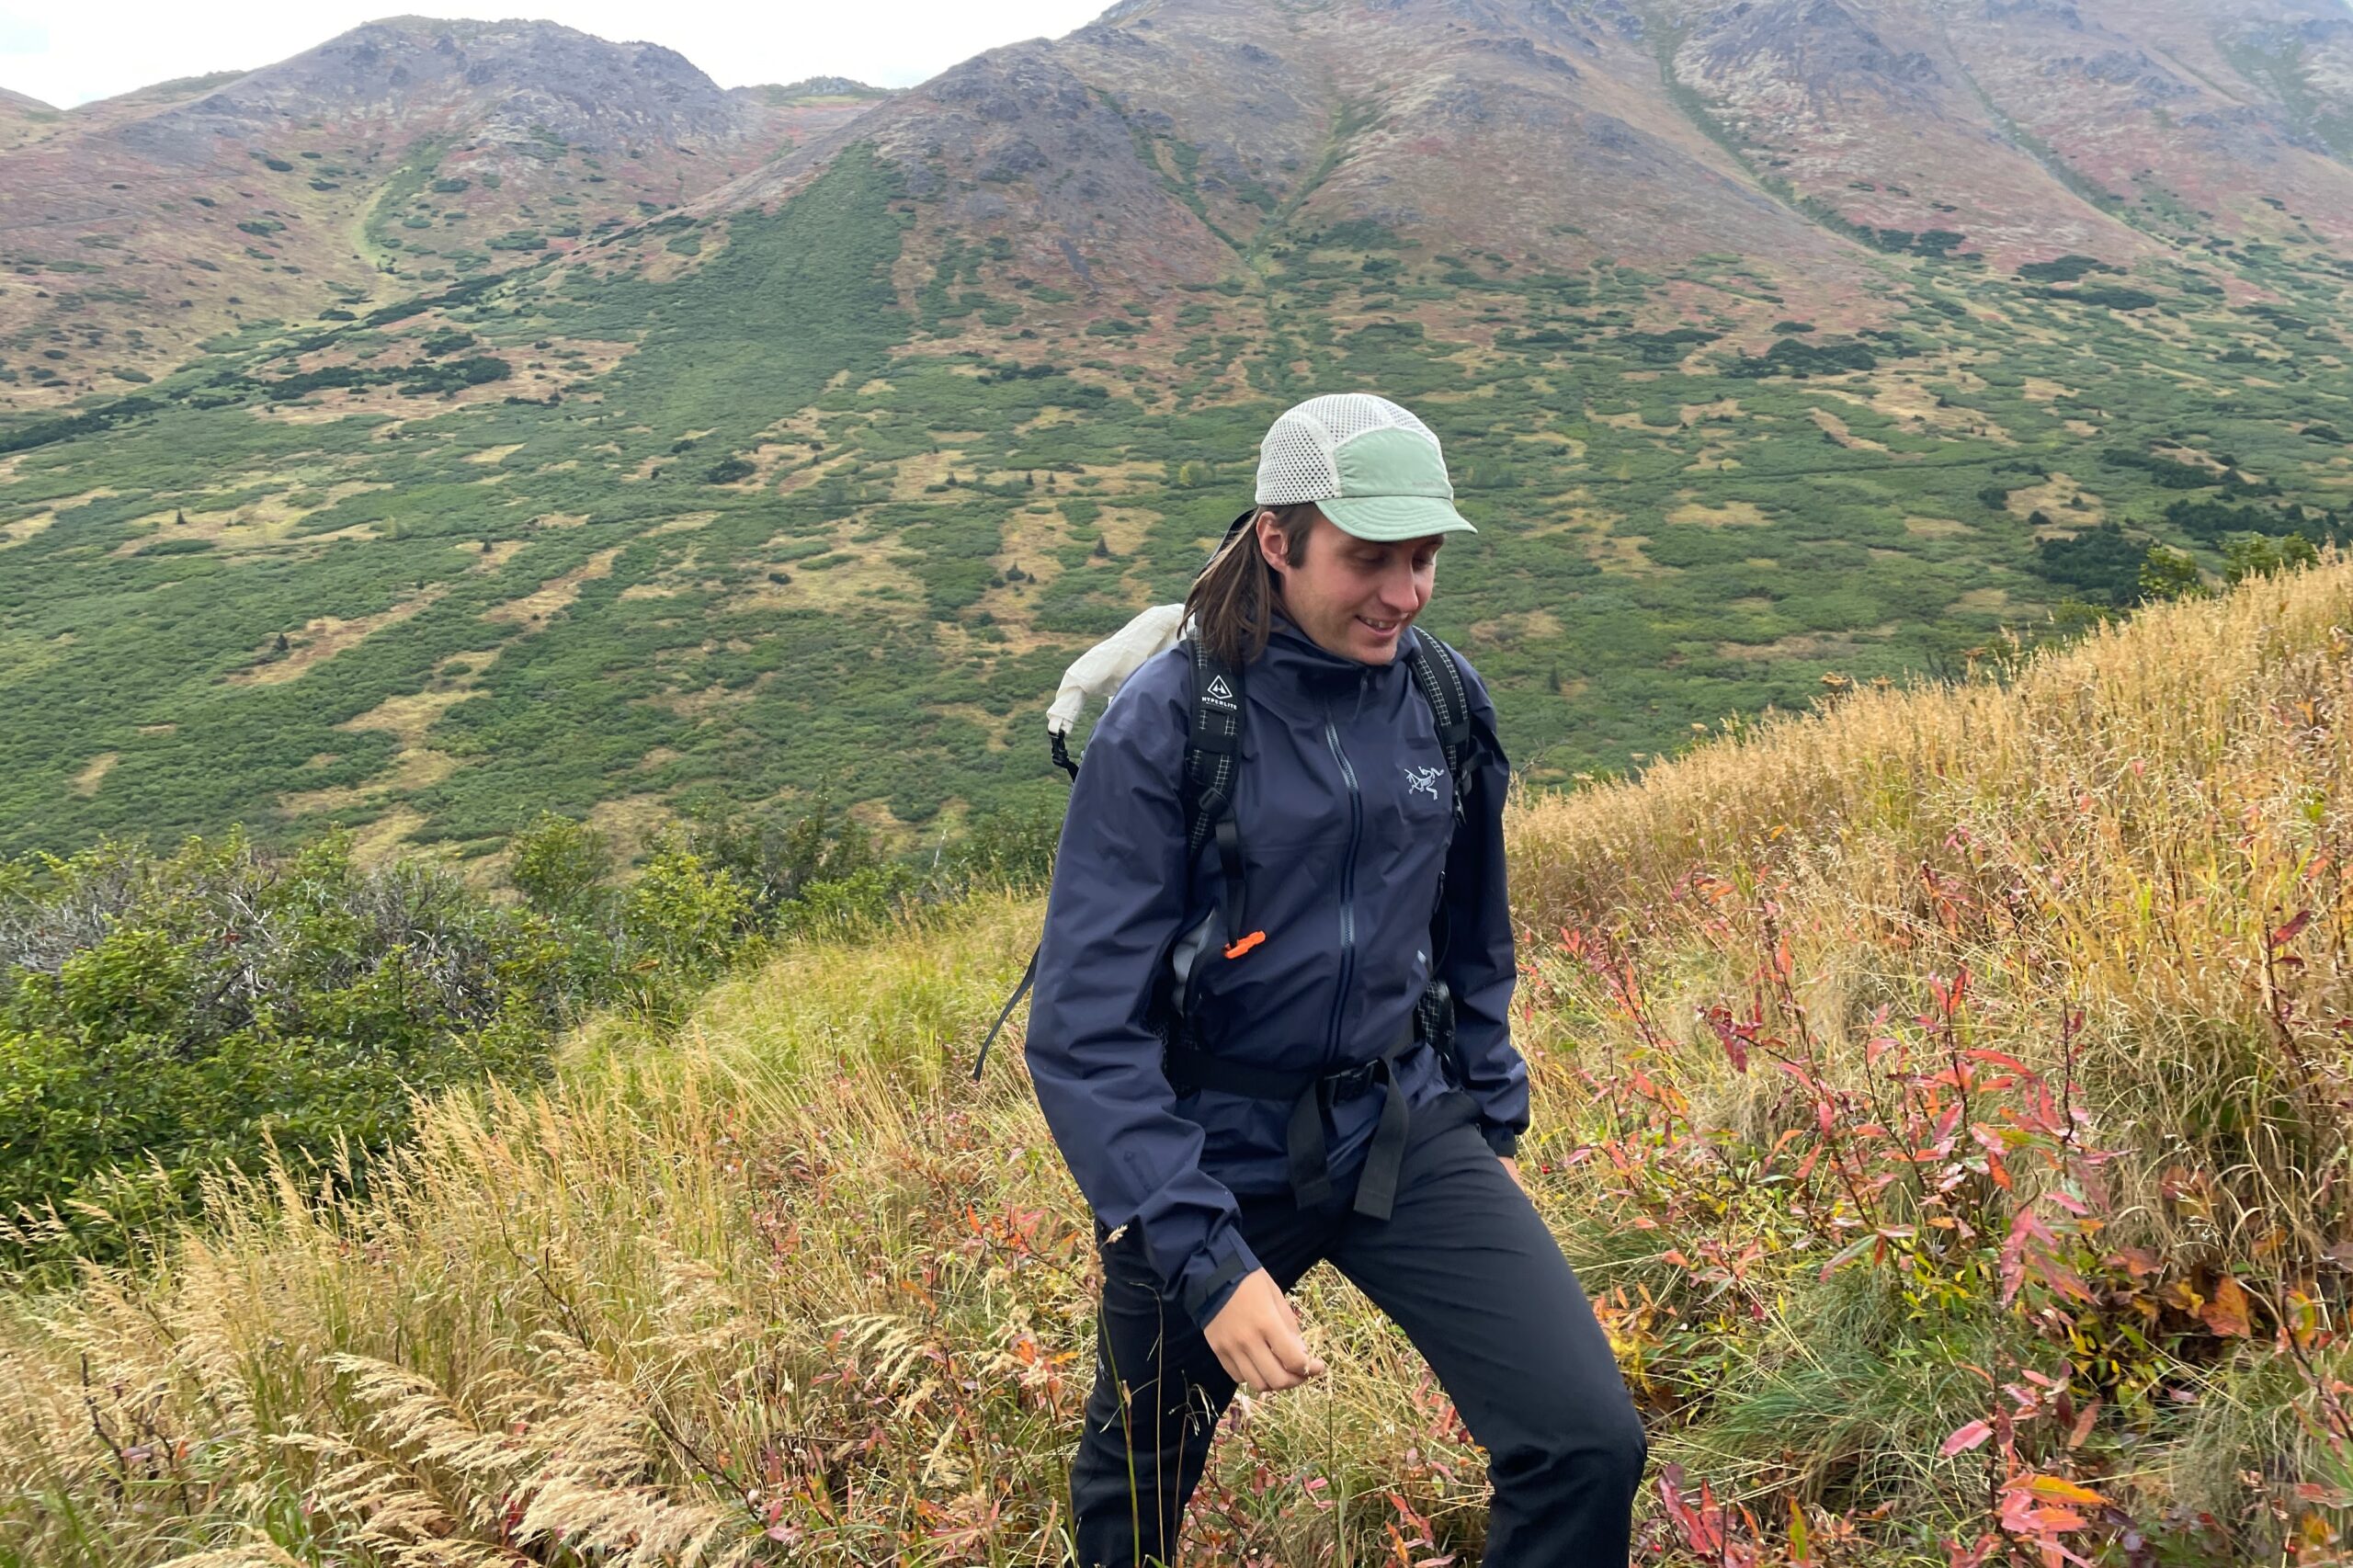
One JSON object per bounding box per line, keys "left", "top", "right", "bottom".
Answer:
{"left": 5, "top": 562, "right": 2350, "bottom": 1565}
{"left": 18, "top": 0, "right": 2353, "bottom": 861}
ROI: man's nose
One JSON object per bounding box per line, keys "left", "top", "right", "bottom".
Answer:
{"left": 1377, "top": 563, "right": 1425, "bottom": 612}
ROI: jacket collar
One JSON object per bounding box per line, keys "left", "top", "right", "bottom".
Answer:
{"left": 1255, "top": 616, "right": 1420, "bottom": 703}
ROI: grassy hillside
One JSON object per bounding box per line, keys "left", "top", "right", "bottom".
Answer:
{"left": 5, "top": 561, "right": 2350, "bottom": 1565}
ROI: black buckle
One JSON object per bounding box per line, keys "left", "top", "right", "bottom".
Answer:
{"left": 1324, "top": 1059, "right": 1381, "bottom": 1100}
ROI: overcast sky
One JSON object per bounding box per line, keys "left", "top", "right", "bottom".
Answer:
{"left": 0, "top": 1, "right": 1114, "bottom": 108}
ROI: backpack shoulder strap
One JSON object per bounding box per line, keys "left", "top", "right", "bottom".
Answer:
{"left": 1402, "top": 632, "right": 1477, "bottom": 827}
{"left": 1181, "top": 639, "right": 1262, "bottom": 960}
{"left": 1403, "top": 632, "right": 1484, "bottom": 1010}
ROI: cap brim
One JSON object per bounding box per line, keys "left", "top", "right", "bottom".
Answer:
{"left": 1316, "top": 493, "right": 1477, "bottom": 542}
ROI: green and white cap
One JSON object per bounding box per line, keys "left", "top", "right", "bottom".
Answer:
{"left": 1255, "top": 392, "right": 1476, "bottom": 542}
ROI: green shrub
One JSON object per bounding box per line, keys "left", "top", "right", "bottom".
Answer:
{"left": 2139, "top": 545, "right": 2207, "bottom": 601}
{"left": 2040, "top": 284, "right": 2160, "bottom": 311}
{"left": 0, "top": 792, "right": 964, "bottom": 1260}
{"left": 781, "top": 862, "right": 917, "bottom": 939}
{"left": 2030, "top": 521, "right": 2147, "bottom": 607}
{"left": 508, "top": 811, "right": 610, "bottom": 919}
{"left": 1726, "top": 337, "right": 1878, "bottom": 379}
{"left": 945, "top": 795, "right": 1062, "bottom": 890}
{"left": 0, "top": 831, "right": 570, "bottom": 1258}
{"left": 2222, "top": 531, "right": 2319, "bottom": 584}
{"left": 2016, "top": 254, "right": 2115, "bottom": 283}
{"left": 617, "top": 837, "right": 756, "bottom": 988}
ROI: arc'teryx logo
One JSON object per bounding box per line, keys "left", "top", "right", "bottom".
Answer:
{"left": 1404, "top": 765, "right": 1444, "bottom": 801}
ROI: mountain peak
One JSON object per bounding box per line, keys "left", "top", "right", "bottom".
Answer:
{"left": 117, "top": 14, "right": 751, "bottom": 159}
{"left": 0, "top": 13, "right": 885, "bottom": 403}
{"left": 741, "top": 76, "right": 893, "bottom": 105}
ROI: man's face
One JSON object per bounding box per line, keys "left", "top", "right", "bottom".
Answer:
{"left": 1261, "top": 510, "right": 1443, "bottom": 665}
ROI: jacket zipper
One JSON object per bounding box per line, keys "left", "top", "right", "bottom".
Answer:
{"left": 1322, "top": 700, "right": 1363, "bottom": 1070}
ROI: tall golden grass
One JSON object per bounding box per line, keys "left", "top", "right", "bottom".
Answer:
{"left": 4, "top": 562, "right": 2351, "bottom": 1564}
{"left": 1513, "top": 558, "right": 2353, "bottom": 1261}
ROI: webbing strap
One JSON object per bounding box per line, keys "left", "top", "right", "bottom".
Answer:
{"left": 1286, "top": 1084, "right": 1335, "bottom": 1207}
{"left": 1165, "top": 1017, "right": 1422, "bottom": 1219}
{"left": 1352, "top": 1061, "right": 1415, "bottom": 1221}
{"left": 972, "top": 946, "right": 1039, "bottom": 1081}
{"left": 1185, "top": 642, "right": 1243, "bottom": 848}
{"left": 1185, "top": 641, "right": 1251, "bottom": 954}
{"left": 1211, "top": 815, "right": 1246, "bottom": 949}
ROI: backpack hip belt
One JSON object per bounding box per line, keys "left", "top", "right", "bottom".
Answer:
{"left": 1164, "top": 1005, "right": 1433, "bottom": 1221}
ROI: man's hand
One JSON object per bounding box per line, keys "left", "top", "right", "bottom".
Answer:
{"left": 1203, "top": 1268, "right": 1326, "bottom": 1393}
{"left": 1499, "top": 1155, "right": 1527, "bottom": 1192}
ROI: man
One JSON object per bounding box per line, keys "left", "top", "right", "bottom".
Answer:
{"left": 1026, "top": 393, "right": 1646, "bottom": 1565}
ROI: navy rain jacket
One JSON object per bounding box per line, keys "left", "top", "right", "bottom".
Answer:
{"left": 1026, "top": 619, "right": 1528, "bottom": 1329}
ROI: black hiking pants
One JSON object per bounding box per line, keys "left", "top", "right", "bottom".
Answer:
{"left": 1068, "top": 1093, "right": 1647, "bottom": 1566}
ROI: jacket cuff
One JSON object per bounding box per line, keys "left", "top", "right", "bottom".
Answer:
{"left": 1179, "top": 1232, "right": 1263, "bottom": 1330}
{"left": 1480, "top": 1121, "right": 1521, "bottom": 1159}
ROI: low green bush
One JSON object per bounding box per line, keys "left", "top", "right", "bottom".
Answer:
{"left": 0, "top": 794, "right": 1058, "bottom": 1262}
{"left": 0, "top": 830, "right": 569, "bottom": 1256}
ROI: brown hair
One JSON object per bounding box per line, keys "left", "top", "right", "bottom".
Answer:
{"left": 1183, "top": 504, "right": 1318, "bottom": 668}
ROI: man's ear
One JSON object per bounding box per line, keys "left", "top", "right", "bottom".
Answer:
{"left": 1253, "top": 507, "right": 1289, "bottom": 574}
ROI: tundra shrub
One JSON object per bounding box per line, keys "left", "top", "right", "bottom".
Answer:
{"left": 0, "top": 830, "right": 570, "bottom": 1256}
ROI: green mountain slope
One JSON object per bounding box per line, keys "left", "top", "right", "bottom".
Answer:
{"left": 8, "top": 0, "right": 2353, "bottom": 859}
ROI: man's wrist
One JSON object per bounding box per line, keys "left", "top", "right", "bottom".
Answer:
{"left": 1181, "top": 1234, "right": 1263, "bottom": 1328}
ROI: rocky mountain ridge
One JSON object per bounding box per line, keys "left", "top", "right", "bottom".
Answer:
{"left": 681, "top": 0, "right": 2353, "bottom": 311}
{"left": 0, "top": 17, "right": 883, "bottom": 404}
{"left": 17, "top": 0, "right": 2353, "bottom": 408}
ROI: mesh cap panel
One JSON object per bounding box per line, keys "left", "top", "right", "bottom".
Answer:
{"left": 1256, "top": 392, "right": 1445, "bottom": 506}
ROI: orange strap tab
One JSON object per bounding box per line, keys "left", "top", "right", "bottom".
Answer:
{"left": 1222, "top": 930, "right": 1267, "bottom": 960}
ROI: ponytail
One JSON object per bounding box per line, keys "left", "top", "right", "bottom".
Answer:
{"left": 1182, "top": 504, "right": 1318, "bottom": 668}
